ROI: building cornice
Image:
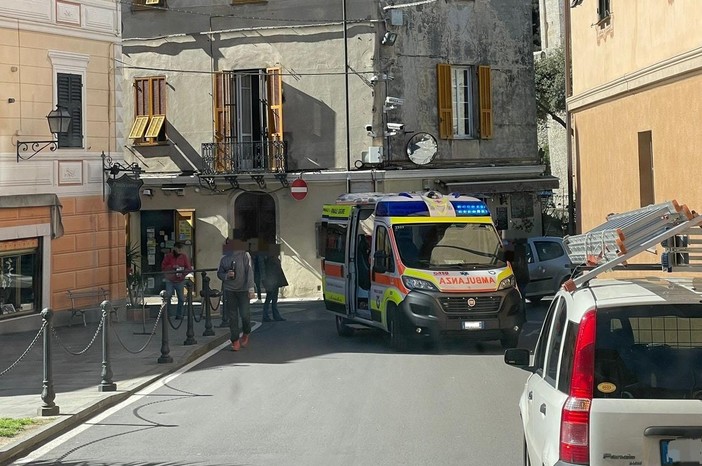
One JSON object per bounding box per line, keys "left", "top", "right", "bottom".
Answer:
{"left": 567, "top": 45, "right": 702, "bottom": 111}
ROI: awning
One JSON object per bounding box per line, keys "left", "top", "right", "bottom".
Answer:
{"left": 0, "top": 194, "right": 64, "bottom": 239}
{"left": 442, "top": 176, "right": 559, "bottom": 195}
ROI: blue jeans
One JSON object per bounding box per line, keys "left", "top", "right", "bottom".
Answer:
{"left": 262, "top": 287, "right": 281, "bottom": 319}
{"left": 165, "top": 281, "right": 185, "bottom": 317}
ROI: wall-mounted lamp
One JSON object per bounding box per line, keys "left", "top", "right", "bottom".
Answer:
{"left": 16, "top": 105, "right": 71, "bottom": 162}
{"left": 381, "top": 31, "right": 398, "bottom": 46}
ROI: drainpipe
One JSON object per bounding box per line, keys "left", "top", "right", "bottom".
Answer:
{"left": 342, "top": 0, "right": 351, "bottom": 193}
{"left": 564, "top": 0, "right": 575, "bottom": 235}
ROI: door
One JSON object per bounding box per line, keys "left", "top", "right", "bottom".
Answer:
{"left": 349, "top": 208, "right": 373, "bottom": 320}
{"left": 321, "top": 218, "right": 349, "bottom": 315}
{"left": 370, "top": 224, "right": 397, "bottom": 326}
{"left": 140, "top": 210, "right": 176, "bottom": 295}
{"left": 524, "top": 296, "right": 566, "bottom": 465}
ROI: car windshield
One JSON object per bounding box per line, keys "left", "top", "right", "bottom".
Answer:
{"left": 392, "top": 222, "right": 505, "bottom": 269}
{"left": 594, "top": 304, "right": 702, "bottom": 400}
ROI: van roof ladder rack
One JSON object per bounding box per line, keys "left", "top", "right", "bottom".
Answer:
{"left": 562, "top": 200, "right": 702, "bottom": 291}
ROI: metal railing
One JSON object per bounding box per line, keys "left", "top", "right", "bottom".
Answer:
{"left": 201, "top": 139, "right": 287, "bottom": 175}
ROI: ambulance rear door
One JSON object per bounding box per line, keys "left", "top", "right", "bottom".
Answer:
{"left": 320, "top": 205, "right": 352, "bottom": 316}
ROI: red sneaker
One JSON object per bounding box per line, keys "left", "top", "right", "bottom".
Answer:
{"left": 231, "top": 340, "right": 240, "bottom": 351}
{"left": 240, "top": 334, "right": 249, "bottom": 348}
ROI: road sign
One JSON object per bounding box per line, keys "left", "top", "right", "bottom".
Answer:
{"left": 290, "top": 178, "right": 308, "bottom": 201}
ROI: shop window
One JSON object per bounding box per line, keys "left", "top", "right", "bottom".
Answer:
{"left": 0, "top": 239, "right": 41, "bottom": 318}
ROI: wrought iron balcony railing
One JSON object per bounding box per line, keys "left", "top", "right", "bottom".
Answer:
{"left": 201, "top": 139, "right": 287, "bottom": 175}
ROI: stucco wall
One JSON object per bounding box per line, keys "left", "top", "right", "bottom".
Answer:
{"left": 383, "top": 0, "right": 538, "bottom": 164}
{"left": 573, "top": 73, "right": 702, "bottom": 234}
{"left": 570, "top": 0, "right": 702, "bottom": 95}
{"left": 122, "top": 24, "right": 376, "bottom": 172}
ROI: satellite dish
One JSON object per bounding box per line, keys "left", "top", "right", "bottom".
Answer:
{"left": 406, "top": 132, "right": 438, "bottom": 166}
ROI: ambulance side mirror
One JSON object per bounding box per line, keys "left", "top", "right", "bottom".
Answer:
{"left": 373, "top": 250, "right": 388, "bottom": 274}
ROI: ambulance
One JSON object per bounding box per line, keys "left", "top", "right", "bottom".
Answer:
{"left": 318, "top": 191, "right": 525, "bottom": 350}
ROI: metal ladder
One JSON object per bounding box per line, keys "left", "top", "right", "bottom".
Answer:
{"left": 562, "top": 200, "right": 702, "bottom": 290}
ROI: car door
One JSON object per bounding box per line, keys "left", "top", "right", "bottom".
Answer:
{"left": 524, "top": 296, "right": 568, "bottom": 466}
{"left": 527, "top": 238, "right": 570, "bottom": 298}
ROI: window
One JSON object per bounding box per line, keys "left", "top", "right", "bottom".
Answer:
{"left": 374, "top": 227, "right": 395, "bottom": 273}
{"left": 436, "top": 64, "right": 492, "bottom": 139}
{"left": 638, "top": 131, "right": 654, "bottom": 207}
{"left": 323, "top": 224, "right": 347, "bottom": 264}
{"left": 0, "top": 239, "right": 42, "bottom": 319}
{"left": 532, "top": 297, "right": 562, "bottom": 374}
{"left": 213, "top": 68, "right": 284, "bottom": 170}
{"left": 534, "top": 240, "right": 565, "bottom": 262}
{"left": 57, "top": 73, "right": 83, "bottom": 148}
{"left": 130, "top": 76, "right": 167, "bottom": 144}
{"left": 598, "top": 0, "right": 611, "bottom": 20}
{"left": 544, "top": 303, "right": 567, "bottom": 385}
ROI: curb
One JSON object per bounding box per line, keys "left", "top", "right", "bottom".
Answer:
{"left": 0, "top": 332, "right": 230, "bottom": 466}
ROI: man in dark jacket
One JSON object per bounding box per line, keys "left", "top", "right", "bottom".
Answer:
{"left": 217, "top": 231, "right": 255, "bottom": 351}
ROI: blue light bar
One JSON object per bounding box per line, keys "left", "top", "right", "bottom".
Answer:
{"left": 376, "top": 200, "right": 429, "bottom": 217}
{"left": 450, "top": 200, "right": 490, "bottom": 216}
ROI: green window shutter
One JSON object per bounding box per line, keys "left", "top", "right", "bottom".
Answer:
{"left": 436, "top": 64, "right": 453, "bottom": 140}
{"left": 57, "top": 73, "right": 83, "bottom": 148}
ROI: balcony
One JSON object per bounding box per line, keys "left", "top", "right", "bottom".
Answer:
{"left": 201, "top": 139, "right": 287, "bottom": 175}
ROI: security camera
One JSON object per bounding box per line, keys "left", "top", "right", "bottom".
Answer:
{"left": 365, "top": 124, "right": 373, "bottom": 132}
{"left": 369, "top": 75, "right": 379, "bottom": 84}
{"left": 387, "top": 122, "right": 404, "bottom": 131}
{"left": 385, "top": 96, "right": 404, "bottom": 106}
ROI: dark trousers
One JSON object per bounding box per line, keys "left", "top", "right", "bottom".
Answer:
{"left": 224, "top": 289, "right": 251, "bottom": 342}
{"left": 262, "top": 287, "right": 281, "bottom": 319}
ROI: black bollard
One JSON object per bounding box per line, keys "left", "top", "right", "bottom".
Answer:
{"left": 98, "top": 301, "right": 117, "bottom": 392}
{"left": 39, "top": 308, "right": 59, "bottom": 416}
{"left": 158, "top": 290, "right": 173, "bottom": 363}
{"left": 184, "top": 279, "right": 196, "bottom": 345}
{"left": 202, "top": 272, "right": 214, "bottom": 336}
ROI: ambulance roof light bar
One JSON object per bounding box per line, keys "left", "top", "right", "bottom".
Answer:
{"left": 563, "top": 200, "right": 702, "bottom": 291}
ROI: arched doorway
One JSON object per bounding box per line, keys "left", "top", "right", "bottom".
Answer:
{"left": 234, "top": 191, "right": 276, "bottom": 249}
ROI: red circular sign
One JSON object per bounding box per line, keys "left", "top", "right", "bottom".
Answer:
{"left": 290, "top": 178, "right": 308, "bottom": 201}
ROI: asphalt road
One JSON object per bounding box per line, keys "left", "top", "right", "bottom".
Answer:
{"left": 13, "top": 300, "right": 549, "bottom": 466}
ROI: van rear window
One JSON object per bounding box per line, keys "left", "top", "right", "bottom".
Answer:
{"left": 593, "top": 304, "right": 702, "bottom": 400}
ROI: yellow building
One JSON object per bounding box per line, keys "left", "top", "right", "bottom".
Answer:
{"left": 567, "top": 0, "right": 702, "bottom": 233}
{"left": 0, "top": 1, "right": 124, "bottom": 332}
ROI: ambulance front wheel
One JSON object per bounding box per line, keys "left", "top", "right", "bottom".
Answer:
{"left": 388, "top": 304, "right": 409, "bottom": 352}
{"left": 336, "top": 315, "right": 355, "bottom": 337}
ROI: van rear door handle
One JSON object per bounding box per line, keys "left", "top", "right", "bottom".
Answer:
{"left": 539, "top": 404, "right": 546, "bottom": 415}
{"left": 528, "top": 391, "right": 533, "bottom": 400}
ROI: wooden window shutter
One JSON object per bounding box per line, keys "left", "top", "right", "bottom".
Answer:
{"left": 213, "top": 72, "right": 231, "bottom": 172}
{"left": 57, "top": 73, "right": 82, "bottom": 148}
{"left": 266, "top": 67, "right": 283, "bottom": 141}
{"left": 436, "top": 64, "right": 453, "bottom": 140}
{"left": 478, "top": 65, "right": 493, "bottom": 139}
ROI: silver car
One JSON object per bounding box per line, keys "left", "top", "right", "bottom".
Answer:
{"left": 522, "top": 236, "right": 573, "bottom": 302}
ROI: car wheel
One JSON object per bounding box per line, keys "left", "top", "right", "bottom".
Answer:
{"left": 523, "top": 436, "right": 531, "bottom": 466}
{"left": 501, "top": 332, "right": 520, "bottom": 349}
{"left": 388, "top": 305, "right": 408, "bottom": 352}
{"left": 335, "top": 315, "right": 354, "bottom": 337}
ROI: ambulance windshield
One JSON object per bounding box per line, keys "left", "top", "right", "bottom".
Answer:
{"left": 393, "top": 223, "right": 505, "bottom": 269}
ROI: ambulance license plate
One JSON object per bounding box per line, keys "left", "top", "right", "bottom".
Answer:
{"left": 462, "top": 321, "right": 484, "bottom": 330}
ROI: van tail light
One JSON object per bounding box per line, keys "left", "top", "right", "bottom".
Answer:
{"left": 560, "top": 308, "right": 596, "bottom": 465}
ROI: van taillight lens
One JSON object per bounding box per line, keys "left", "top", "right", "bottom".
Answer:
{"left": 560, "top": 309, "right": 596, "bottom": 465}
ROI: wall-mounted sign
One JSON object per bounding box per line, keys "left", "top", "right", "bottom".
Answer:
{"left": 107, "top": 175, "right": 144, "bottom": 214}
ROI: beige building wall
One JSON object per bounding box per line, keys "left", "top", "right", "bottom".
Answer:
{"left": 0, "top": 1, "right": 123, "bottom": 331}
{"left": 573, "top": 73, "right": 702, "bottom": 233}
{"left": 568, "top": 0, "right": 702, "bottom": 244}
{"left": 570, "top": 0, "right": 701, "bottom": 95}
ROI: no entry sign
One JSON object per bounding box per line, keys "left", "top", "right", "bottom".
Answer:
{"left": 290, "top": 178, "right": 308, "bottom": 200}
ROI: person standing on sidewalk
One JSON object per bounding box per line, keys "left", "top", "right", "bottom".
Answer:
{"left": 161, "top": 241, "right": 192, "bottom": 319}
{"left": 217, "top": 231, "right": 255, "bottom": 351}
{"left": 261, "top": 243, "right": 288, "bottom": 322}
